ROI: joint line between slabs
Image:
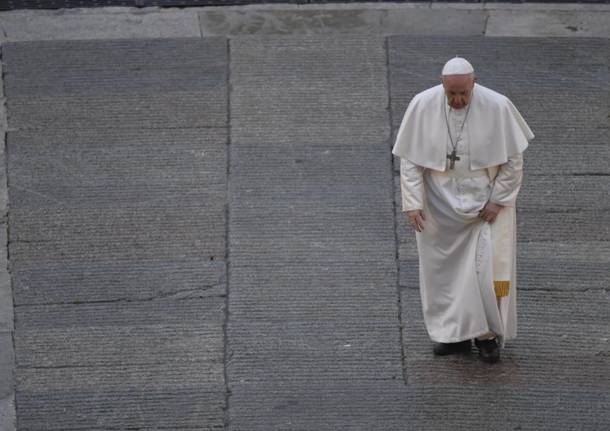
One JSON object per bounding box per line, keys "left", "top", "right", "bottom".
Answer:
{"left": 222, "top": 36, "right": 233, "bottom": 428}
{"left": 385, "top": 36, "right": 409, "bottom": 387}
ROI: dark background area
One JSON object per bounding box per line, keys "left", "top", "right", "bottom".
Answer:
{"left": 2, "top": 0, "right": 610, "bottom": 12}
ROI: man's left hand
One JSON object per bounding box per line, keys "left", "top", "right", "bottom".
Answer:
{"left": 479, "top": 202, "right": 503, "bottom": 223}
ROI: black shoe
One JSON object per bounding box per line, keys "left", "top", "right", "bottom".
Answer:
{"left": 474, "top": 337, "right": 500, "bottom": 363}
{"left": 432, "top": 339, "right": 472, "bottom": 355}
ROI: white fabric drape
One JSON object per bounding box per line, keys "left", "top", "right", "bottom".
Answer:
{"left": 399, "top": 104, "right": 524, "bottom": 347}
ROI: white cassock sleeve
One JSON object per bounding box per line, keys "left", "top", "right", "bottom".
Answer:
{"left": 399, "top": 157, "right": 425, "bottom": 211}
{"left": 489, "top": 152, "right": 524, "bottom": 207}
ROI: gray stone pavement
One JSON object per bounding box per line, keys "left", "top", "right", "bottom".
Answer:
{"left": 0, "top": 3, "right": 608, "bottom": 430}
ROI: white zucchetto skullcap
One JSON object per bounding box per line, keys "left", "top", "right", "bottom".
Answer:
{"left": 441, "top": 57, "right": 474, "bottom": 75}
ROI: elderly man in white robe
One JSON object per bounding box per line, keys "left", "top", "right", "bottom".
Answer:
{"left": 392, "top": 57, "right": 534, "bottom": 363}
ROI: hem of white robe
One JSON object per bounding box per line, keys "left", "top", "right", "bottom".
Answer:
{"left": 429, "top": 330, "right": 514, "bottom": 347}
{"left": 428, "top": 328, "right": 497, "bottom": 345}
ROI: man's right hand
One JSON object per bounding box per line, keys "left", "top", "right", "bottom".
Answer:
{"left": 406, "top": 210, "right": 425, "bottom": 232}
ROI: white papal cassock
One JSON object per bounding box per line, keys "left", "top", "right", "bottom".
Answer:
{"left": 392, "top": 83, "right": 534, "bottom": 348}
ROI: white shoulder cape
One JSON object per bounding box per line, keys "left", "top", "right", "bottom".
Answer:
{"left": 391, "top": 83, "right": 534, "bottom": 171}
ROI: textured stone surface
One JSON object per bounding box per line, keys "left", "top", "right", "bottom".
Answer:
{"left": 230, "top": 35, "right": 389, "bottom": 146}
{"left": 229, "top": 378, "right": 609, "bottom": 430}
{"left": 12, "top": 257, "right": 225, "bottom": 306}
{"left": 0, "top": 34, "right": 14, "bottom": 431}
{"left": 0, "top": 394, "right": 15, "bottom": 431}
{"left": 16, "top": 389, "right": 225, "bottom": 430}
{"left": 1, "top": 28, "right": 608, "bottom": 431}
{"left": 0, "top": 224, "right": 11, "bottom": 331}
{"left": 388, "top": 37, "right": 608, "bottom": 133}
{"left": 398, "top": 286, "right": 609, "bottom": 429}
{"left": 2, "top": 38, "right": 227, "bottom": 130}
{"left": 199, "top": 7, "right": 486, "bottom": 36}
{"left": 6, "top": 128, "right": 227, "bottom": 206}
{"left": 486, "top": 10, "right": 610, "bottom": 38}
{"left": 227, "top": 34, "right": 404, "bottom": 428}
{"left": 1, "top": 3, "right": 608, "bottom": 44}
{"left": 4, "top": 38, "right": 228, "bottom": 429}
{"left": 401, "top": 287, "right": 609, "bottom": 381}
{"left": 0, "top": 332, "right": 14, "bottom": 398}
{"left": 0, "top": 8, "right": 201, "bottom": 42}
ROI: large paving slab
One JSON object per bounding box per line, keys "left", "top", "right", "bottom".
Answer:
{"left": 0, "top": 7, "right": 202, "bottom": 42}
{"left": 226, "top": 33, "right": 406, "bottom": 428}
{"left": 230, "top": 375, "right": 609, "bottom": 430}
{"left": 486, "top": 8, "right": 610, "bottom": 38}
{"left": 198, "top": 6, "right": 487, "bottom": 37}
{"left": 388, "top": 36, "right": 608, "bottom": 145}
{"left": 399, "top": 287, "right": 609, "bottom": 429}
{"left": 401, "top": 287, "right": 609, "bottom": 386}
{"left": 3, "top": 38, "right": 229, "bottom": 429}
{"left": 2, "top": 38, "right": 227, "bottom": 130}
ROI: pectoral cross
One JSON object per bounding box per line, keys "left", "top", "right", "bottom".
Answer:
{"left": 447, "top": 150, "right": 460, "bottom": 169}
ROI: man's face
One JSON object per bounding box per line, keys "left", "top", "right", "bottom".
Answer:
{"left": 441, "top": 74, "right": 475, "bottom": 109}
